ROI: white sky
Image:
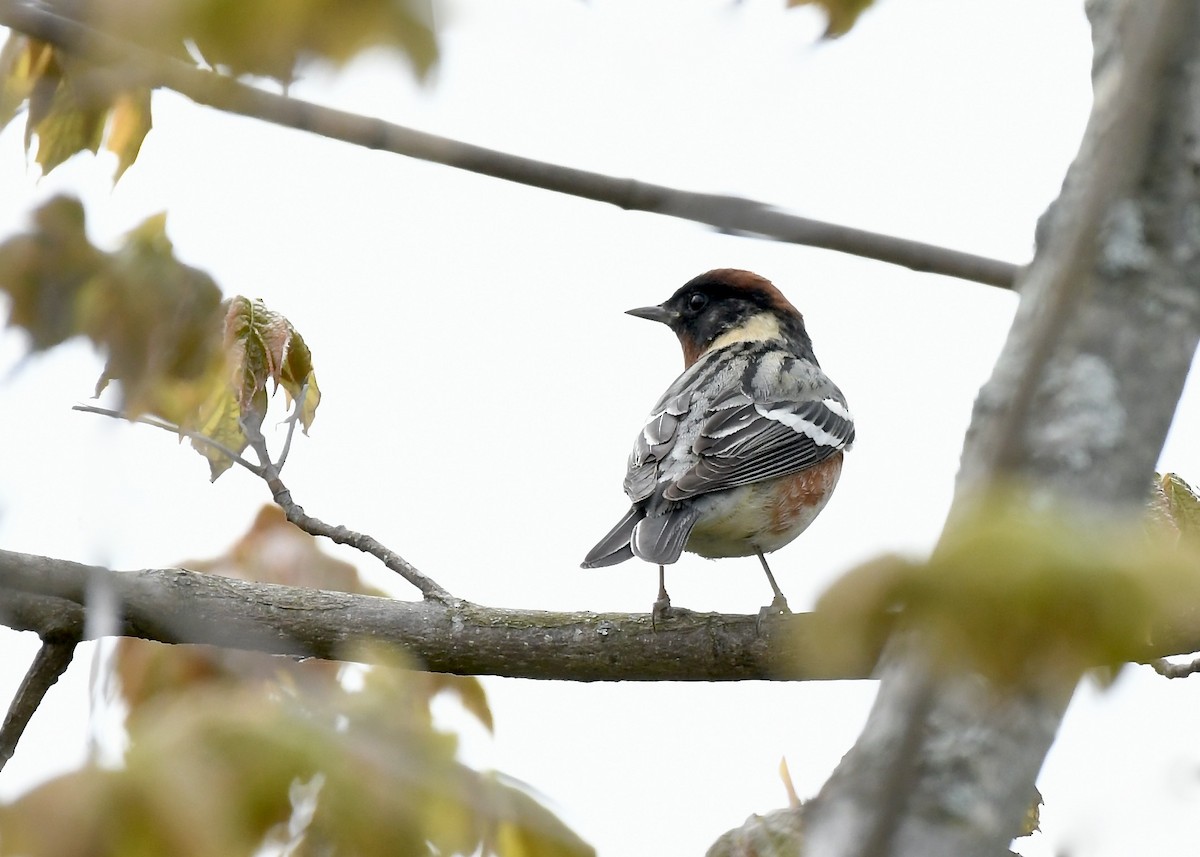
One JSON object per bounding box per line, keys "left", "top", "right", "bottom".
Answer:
{"left": 4, "top": 1, "right": 1200, "bottom": 855}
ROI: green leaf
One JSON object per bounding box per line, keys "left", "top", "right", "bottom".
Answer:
{"left": 481, "top": 773, "right": 597, "bottom": 857}
{"left": 107, "top": 89, "right": 154, "bottom": 182}
{"left": 80, "top": 211, "right": 227, "bottom": 424}
{"left": 787, "top": 0, "right": 876, "bottom": 37}
{"left": 0, "top": 195, "right": 105, "bottom": 349}
{"left": 86, "top": 0, "right": 439, "bottom": 84}
{"left": 223, "top": 296, "right": 322, "bottom": 439}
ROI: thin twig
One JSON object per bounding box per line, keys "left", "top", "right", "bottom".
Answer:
{"left": 74, "top": 403, "right": 452, "bottom": 602}
{"left": 0, "top": 0, "right": 1022, "bottom": 289}
{"left": 240, "top": 415, "right": 453, "bottom": 603}
{"left": 274, "top": 381, "right": 306, "bottom": 472}
{"left": 0, "top": 639, "right": 78, "bottom": 772}
{"left": 72, "top": 404, "right": 264, "bottom": 475}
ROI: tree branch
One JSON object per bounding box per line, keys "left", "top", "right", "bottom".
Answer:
{"left": 803, "top": 3, "right": 1200, "bottom": 856}
{"left": 0, "top": 639, "right": 78, "bottom": 773}
{"left": 0, "top": 548, "right": 878, "bottom": 683}
{"left": 73, "top": 404, "right": 455, "bottom": 603}
{"left": 3, "top": 547, "right": 1198, "bottom": 687}
{"left": 0, "top": 0, "right": 1021, "bottom": 289}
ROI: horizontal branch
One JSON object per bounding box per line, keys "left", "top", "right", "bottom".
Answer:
{"left": 4, "top": 548, "right": 1197, "bottom": 685}
{"left": 0, "top": 549, "right": 875, "bottom": 682}
{"left": 0, "top": 1, "right": 1021, "bottom": 289}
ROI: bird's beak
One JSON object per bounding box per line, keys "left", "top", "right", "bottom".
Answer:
{"left": 626, "top": 304, "right": 676, "bottom": 326}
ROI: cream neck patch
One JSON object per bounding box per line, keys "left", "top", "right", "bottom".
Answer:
{"left": 704, "top": 312, "right": 783, "bottom": 355}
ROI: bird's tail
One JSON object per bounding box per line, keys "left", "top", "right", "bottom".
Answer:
{"left": 631, "top": 505, "right": 700, "bottom": 566}
{"left": 581, "top": 507, "right": 641, "bottom": 568}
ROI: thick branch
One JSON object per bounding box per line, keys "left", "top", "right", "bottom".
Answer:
{"left": 803, "top": 3, "right": 1200, "bottom": 856}
{"left": 3, "top": 548, "right": 1198, "bottom": 688}
{"left": 0, "top": 548, "right": 876, "bottom": 683}
{"left": 0, "top": 1, "right": 1020, "bottom": 288}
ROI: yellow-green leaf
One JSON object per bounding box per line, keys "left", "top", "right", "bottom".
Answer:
{"left": 787, "top": 0, "right": 876, "bottom": 37}
{"left": 424, "top": 673, "right": 495, "bottom": 734}
{"left": 0, "top": 195, "right": 105, "bottom": 350}
{"left": 191, "top": 382, "right": 249, "bottom": 481}
{"left": 806, "top": 488, "right": 1200, "bottom": 685}
{"left": 80, "top": 211, "right": 227, "bottom": 423}
{"left": 223, "top": 296, "right": 322, "bottom": 434}
{"left": 107, "top": 88, "right": 153, "bottom": 182}
{"left": 482, "top": 773, "right": 597, "bottom": 857}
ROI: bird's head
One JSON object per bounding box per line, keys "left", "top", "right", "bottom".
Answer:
{"left": 627, "top": 269, "right": 813, "bottom": 368}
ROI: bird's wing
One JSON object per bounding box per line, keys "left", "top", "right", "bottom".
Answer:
{"left": 663, "top": 383, "right": 854, "bottom": 502}
{"left": 623, "top": 389, "right": 691, "bottom": 503}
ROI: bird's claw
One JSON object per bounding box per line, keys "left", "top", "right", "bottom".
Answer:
{"left": 651, "top": 597, "right": 695, "bottom": 630}
{"left": 756, "top": 595, "right": 791, "bottom": 632}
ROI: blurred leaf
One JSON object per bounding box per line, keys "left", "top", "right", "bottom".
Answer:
{"left": 0, "top": 35, "right": 52, "bottom": 132}
{"left": 29, "top": 72, "right": 108, "bottom": 173}
{"left": 787, "top": 0, "right": 876, "bottom": 37}
{"left": 106, "top": 88, "right": 153, "bottom": 182}
{"left": 8, "top": 640, "right": 594, "bottom": 857}
{"left": 480, "top": 773, "right": 596, "bottom": 857}
{"left": 422, "top": 672, "right": 495, "bottom": 734}
{"left": 113, "top": 506, "right": 381, "bottom": 723}
{"left": 84, "top": 0, "right": 438, "bottom": 83}
{"left": 807, "top": 489, "right": 1200, "bottom": 685}
{"left": 0, "top": 196, "right": 105, "bottom": 349}
{"left": 80, "top": 211, "right": 227, "bottom": 424}
{"left": 0, "top": 33, "right": 154, "bottom": 178}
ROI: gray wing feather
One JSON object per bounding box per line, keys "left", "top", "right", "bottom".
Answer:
{"left": 665, "top": 394, "right": 854, "bottom": 502}
{"left": 624, "top": 392, "right": 689, "bottom": 502}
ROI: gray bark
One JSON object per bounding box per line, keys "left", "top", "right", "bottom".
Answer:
{"left": 802, "top": 2, "right": 1200, "bottom": 856}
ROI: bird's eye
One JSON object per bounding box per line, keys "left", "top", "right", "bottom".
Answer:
{"left": 687, "top": 293, "right": 709, "bottom": 312}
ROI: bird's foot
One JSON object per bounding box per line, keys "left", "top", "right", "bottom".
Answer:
{"left": 756, "top": 594, "right": 791, "bottom": 632}
{"left": 651, "top": 596, "right": 695, "bottom": 629}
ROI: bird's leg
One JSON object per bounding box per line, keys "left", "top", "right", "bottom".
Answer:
{"left": 650, "top": 565, "right": 694, "bottom": 627}
{"left": 652, "top": 565, "right": 672, "bottom": 629}
{"left": 756, "top": 549, "right": 791, "bottom": 617}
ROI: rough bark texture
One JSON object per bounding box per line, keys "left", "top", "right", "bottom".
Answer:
{"left": 801, "top": 2, "right": 1200, "bottom": 856}
{"left": 0, "top": 549, "right": 879, "bottom": 682}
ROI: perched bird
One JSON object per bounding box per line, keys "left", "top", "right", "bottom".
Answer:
{"left": 581, "top": 269, "right": 854, "bottom": 619}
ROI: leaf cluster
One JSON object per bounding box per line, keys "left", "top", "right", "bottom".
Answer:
{"left": 0, "top": 196, "right": 321, "bottom": 478}
{"left": 0, "top": 0, "right": 437, "bottom": 180}
{"left": 0, "top": 34, "right": 150, "bottom": 177}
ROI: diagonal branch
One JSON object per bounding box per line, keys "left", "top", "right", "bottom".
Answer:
{"left": 73, "top": 404, "right": 454, "bottom": 603}
{"left": 0, "top": 638, "right": 78, "bottom": 773}
{"left": 0, "top": 0, "right": 1021, "bottom": 289}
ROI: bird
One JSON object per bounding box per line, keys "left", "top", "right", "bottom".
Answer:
{"left": 581, "top": 269, "right": 854, "bottom": 621}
